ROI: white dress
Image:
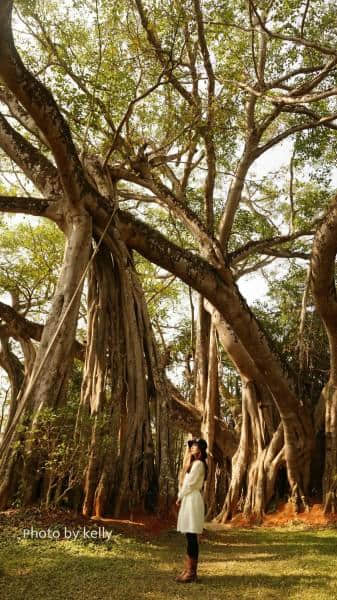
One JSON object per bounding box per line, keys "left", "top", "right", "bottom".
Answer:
{"left": 177, "top": 460, "right": 205, "bottom": 534}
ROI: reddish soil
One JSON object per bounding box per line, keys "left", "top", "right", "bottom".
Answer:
{"left": 90, "top": 513, "right": 177, "bottom": 536}
{"left": 264, "top": 501, "right": 337, "bottom": 527}
{"left": 220, "top": 500, "right": 337, "bottom": 528}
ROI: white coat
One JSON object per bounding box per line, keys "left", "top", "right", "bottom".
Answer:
{"left": 176, "top": 459, "right": 205, "bottom": 534}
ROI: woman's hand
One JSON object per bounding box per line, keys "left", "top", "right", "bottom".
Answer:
{"left": 176, "top": 499, "right": 181, "bottom": 507}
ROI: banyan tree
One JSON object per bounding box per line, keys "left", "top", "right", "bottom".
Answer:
{"left": 1, "top": 0, "right": 337, "bottom": 522}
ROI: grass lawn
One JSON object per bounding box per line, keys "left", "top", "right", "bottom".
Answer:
{"left": 1, "top": 511, "right": 337, "bottom": 600}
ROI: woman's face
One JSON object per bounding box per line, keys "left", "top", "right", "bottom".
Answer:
{"left": 190, "top": 443, "right": 201, "bottom": 457}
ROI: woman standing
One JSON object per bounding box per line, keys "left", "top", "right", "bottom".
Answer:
{"left": 175, "top": 438, "right": 208, "bottom": 583}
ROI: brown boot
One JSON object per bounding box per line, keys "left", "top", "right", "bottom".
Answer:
{"left": 190, "top": 557, "right": 198, "bottom": 581}
{"left": 176, "top": 556, "right": 198, "bottom": 583}
{"left": 175, "top": 556, "right": 189, "bottom": 582}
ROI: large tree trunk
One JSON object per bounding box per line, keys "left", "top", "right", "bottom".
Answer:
{"left": 201, "top": 320, "right": 220, "bottom": 518}
{"left": 0, "top": 0, "right": 96, "bottom": 508}
{"left": 79, "top": 159, "right": 176, "bottom": 518}
{"left": 320, "top": 384, "right": 337, "bottom": 513}
{"left": 311, "top": 195, "right": 337, "bottom": 513}
{"left": 217, "top": 381, "right": 284, "bottom": 523}
{"left": 76, "top": 233, "right": 176, "bottom": 518}
{"left": 0, "top": 210, "right": 92, "bottom": 509}
{"left": 190, "top": 297, "right": 222, "bottom": 519}
{"left": 113, "top": 253, "right": 176, "bottom": 517}
{"left": 76, "top": 245, "right": 119, "bottom": 517}
{"left": 205, "top": 303, "right": 287, "bottom": 521}
{"left": 194, "top": 296, "right": 211, "bottom": 411}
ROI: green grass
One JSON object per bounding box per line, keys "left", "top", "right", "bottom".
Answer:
{"left": 1, "top": 517, "right": 337, "bottom": 600}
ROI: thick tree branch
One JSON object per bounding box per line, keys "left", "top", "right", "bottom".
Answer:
{"left": 0, "top": 300, "right": 84, "bottom": 361}
{"left": 0, "top": 86, "right": 49, "bottom": 147}
{"left": 0, "top": 114, "right": 61, "bottom": 199}
{"left": 280, "top": 104, "right": 337, "bottom": 131}
{"left": 218, "top": 150, "right": 258, "bottom": 252}
{"left": 311, "top": 194, "right": 337, "bottom": 377}
{"left": 230, "top": 227, "right": 317, "bottom": 264}
{"left": 288, "top": 57, "right": 337, "bottom": 98}
{"left": 192, "top": 0, "right": 216, "bottom": 233}
{"left": 0, "top": 1, "right": 97, "bottom": 211}
{"left": 270, "top": 87, "right": 337, "bottom": 106}
{"left": 110, "top": 164, "right": 226, "bottom": 270}
{"left": 0, "top": 194, "right": 56, "bottom": 220}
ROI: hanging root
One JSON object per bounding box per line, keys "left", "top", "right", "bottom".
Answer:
{"left": 79, "top": 237, "right": 175, "bottom": 517}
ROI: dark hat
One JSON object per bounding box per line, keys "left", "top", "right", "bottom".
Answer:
{"left": 187, "top": 438, "right": 208, "bottom": 452}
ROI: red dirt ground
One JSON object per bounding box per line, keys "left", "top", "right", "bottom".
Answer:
{"left": 223, "top": 500, "right": 337, "bottom": 528}
{"left": 90, "top": 513, "right": 177, "bottom": 536}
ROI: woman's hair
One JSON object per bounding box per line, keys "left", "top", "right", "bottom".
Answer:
{"left": 178, "top": 444, "right": 192, "bottom": 487}
{"left": 188, "top": 451, "right": 208, "bottom": 482}
{"left": 179, "top": 441, "right": 208, "bottom": 487}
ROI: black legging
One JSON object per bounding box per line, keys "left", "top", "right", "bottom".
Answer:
{"left": 186, "top": 533, "right": 199, "bottom": 559}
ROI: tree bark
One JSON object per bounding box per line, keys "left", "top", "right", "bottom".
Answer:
{"left": 0, "top": 210, "right": 92, "bottom": 508}
{"left": 205, "top": 302, "right": 286, "bottom": 521}
{"left": 201, "top": 321, "right": 220, "bottom": 518}
{"left": 0, "top": 333, "right": 24, "bottom": 435}
{"left": 311, "top": 195, "right": 337, "bottom": 513}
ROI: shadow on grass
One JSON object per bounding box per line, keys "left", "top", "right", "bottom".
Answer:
{"left": 196, "top": 572, "right": 330, "bottom": 594}
{"left": 148, "top": 528, "right": 336, "bottom": 548}
{"left": 1, "top": 543, "right": 163, "bottom": 600}
{"left": 1, "top": 544, "right": 331, "bottom": 600}
{"left": 200, "top": 541, "right": 337, "bottom": 559}
{"left": 198, "top": 529, "right": 337, "bottom": 557}
{"left": 200, "top": 572, "right": 328, "bottom": 585}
